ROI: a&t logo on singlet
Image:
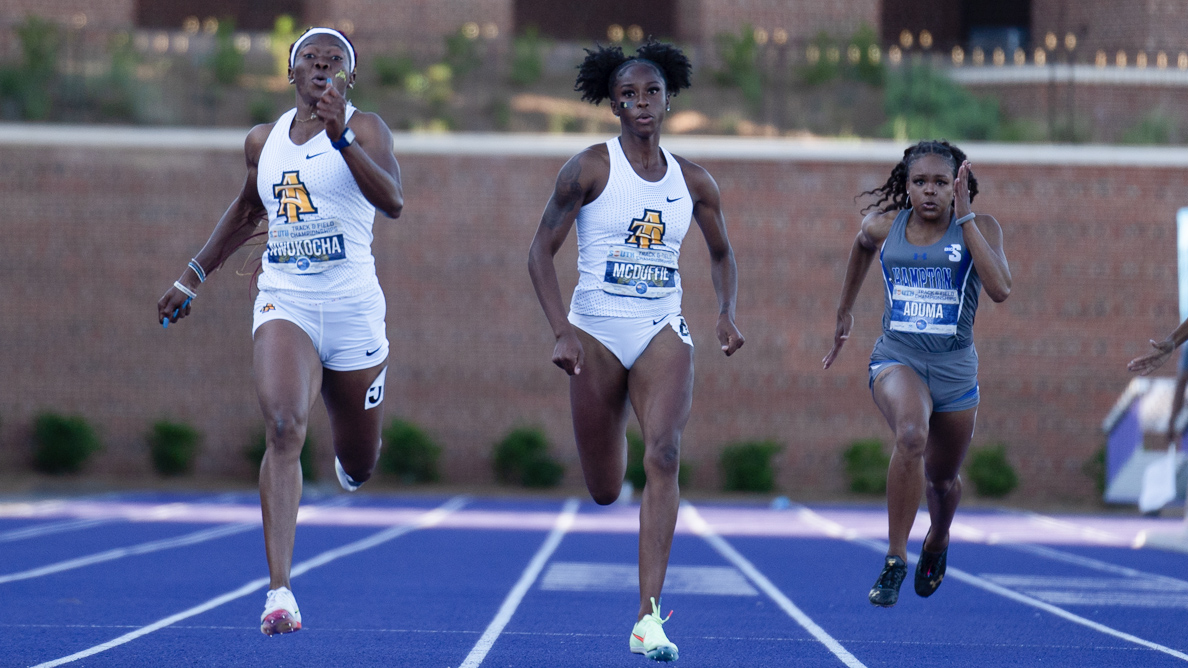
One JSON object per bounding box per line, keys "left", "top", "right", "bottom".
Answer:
{"left": 273, "top": 171, "right": 318, "bottom": 223}
{"left": 624, "top": 209, "right": 666, "bottom": 249}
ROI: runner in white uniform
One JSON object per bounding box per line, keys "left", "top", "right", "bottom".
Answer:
{"left": 157, "top": 28, "right": 403, "bottom": 636}
{"left": 529, "top": 41, "right": 744, "bottom": 663}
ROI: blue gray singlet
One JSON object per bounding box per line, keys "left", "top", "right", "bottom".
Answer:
{"left": 868, "top": 208, "right": 982, "bottom": 412}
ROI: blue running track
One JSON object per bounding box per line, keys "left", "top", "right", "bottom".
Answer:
{"left": 1, "top": 492, "right": 1186, "bottom": 667}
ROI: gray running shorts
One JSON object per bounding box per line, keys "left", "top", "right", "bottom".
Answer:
{"left": 868, "top": 336, "right": 979, "bottom": 412}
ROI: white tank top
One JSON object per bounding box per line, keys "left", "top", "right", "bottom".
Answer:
{"left": 570, "top": 139, "right": 693, "bottom": 318}
{"left": 255, "top": 106, "right": 380, "bottom": 300}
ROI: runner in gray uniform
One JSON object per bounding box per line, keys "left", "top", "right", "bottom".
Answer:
{"left": 823, "top": 140, "right": 1012, "bottom": 607}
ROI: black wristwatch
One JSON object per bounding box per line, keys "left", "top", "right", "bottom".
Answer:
{"left": 331, "top": 127, "right": 356, "bottom": 151}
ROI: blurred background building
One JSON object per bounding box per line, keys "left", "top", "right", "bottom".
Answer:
{"left": 3, "top": 1, "right": 1188, "bottom": 504}
{"left": 4, "top": 0, "right": 1188, "bottom": 142}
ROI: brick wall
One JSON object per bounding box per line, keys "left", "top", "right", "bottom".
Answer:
{"left": 320, "top": 0, "right": 513, "bottom": 61}
{"left": 690, "top": 0, "right": 880, "bottom": 47}
{"left": 0, "top": 1, "right": 133, "bottom": 30}
{"left": 0, "top": 131, "right": 1183, "bottom": 503}
{"left": 1033, "top": 0, "right": 1188, "bottom": 54}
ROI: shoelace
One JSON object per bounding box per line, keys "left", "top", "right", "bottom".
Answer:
{"left": 646, "top": 596, "right": 673, "bottom": 626}
{"left": 875, "top": 559, "right": 906, "bottom": 589}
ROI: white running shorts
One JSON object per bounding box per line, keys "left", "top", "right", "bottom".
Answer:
{"left": 568, "top": 311, "right": 693, "bottom": 370}
{"left": 252, "top": 288, "right": 389, "bottom": 371}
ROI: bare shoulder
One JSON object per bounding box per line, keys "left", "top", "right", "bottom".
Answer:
{"left": 673, "top": 154, "right": 719, "bottom": 203}
{"left": 244, "top": 123, "right": 274, "bottom": 164}
{"left": 859, "top": 209, "right": 897, "bottom": 245}
{"left": 558, "top": 143, "right": 610, "bottom": 187}
{"left": 972, "top": 212, "right": 1002, "bottom": 231}
{"left": 673, "top": 154, "right": 713, "bottom": 187}
{"left": 577, "top": 142, "right": 610, "bottom": 169}
{"left": 347, "top": 110, "right": 392, "bottom": 141}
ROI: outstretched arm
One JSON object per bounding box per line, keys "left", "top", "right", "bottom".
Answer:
{"left": 680, "top": 158, "right": 743, "bottom": 356}
{"left": 822, "top": 211, "right": 892, "bottom": 369}
{"left": 527, "top": 149, "right": 602, "bottom": 375}
{"left": 1129, "top": 317, "right": 1188, "bottom": 375}
{"left": 157, "top": 126, "right": 271, "bottom": 327}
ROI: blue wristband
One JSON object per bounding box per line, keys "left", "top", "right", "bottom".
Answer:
{"left": 955, "top": 213, "right": 976, "bottom": 226}
{"left": 331, "top": 127, "right": 355, "bottom": 151}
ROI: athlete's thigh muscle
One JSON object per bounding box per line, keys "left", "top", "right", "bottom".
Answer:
{"left": 627, "top": 328, "right": 694, "bottom": 440}
{"left": 871, "top": 364, "right": 933, "bottom": 436}
{"left": 321, "top": 359, "right": 388, "bottom": 459}
{"left": 570, "top": 326, "right": 632, "bottom": 489}
{"left": 254, "top": 320, "right": 323, "bottom": 423}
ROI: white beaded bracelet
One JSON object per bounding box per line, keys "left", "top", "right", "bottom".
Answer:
{"left": 955, "top": 213, "right": 976, "bottom": 226}
{"left": 173, "top": 280, "right": 197, "bottom": 299}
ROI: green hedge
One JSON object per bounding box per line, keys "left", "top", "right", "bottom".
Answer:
{"left": 32, "top": 412, "right": 101, "bottom": 474}
{"left": 842, "top": 439, "right": 889, "bottom": 494}
{"left": 966, "top": 443, "right": 1018, "bottom": 497}
{"left": 719, "top": 440, "right": 782, "bottom": 492}
{"left": 148, "top": 420, "right": 201, "bottom": 476}
{"left": 380, "top": 418, "right": 441, "bottom": 483}
{"left": 493, "top": 426, "right": 564, "bottom": 488}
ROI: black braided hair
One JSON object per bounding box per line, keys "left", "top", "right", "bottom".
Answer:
{"left": 859, "top": 140, "right": 978, "bottom": 214}
{"left": 574, "top": 40, "right": 692, "bottom": 105}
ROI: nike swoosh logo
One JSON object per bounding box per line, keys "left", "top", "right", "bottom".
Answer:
{"left": 365, "top": 347, "right": 381, "bottom": 356}
{"left": 666, "top": 196, "right": 682, "bottom": 202}
{"left": 306, "top": 151, "right": 329, "bottom": 159}
{"left": 633, "top": 634, "right": 645, "bottom": 642}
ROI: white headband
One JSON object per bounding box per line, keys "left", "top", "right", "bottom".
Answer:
{"left": 289, "top": 28, "right": 355, "bottom": 73}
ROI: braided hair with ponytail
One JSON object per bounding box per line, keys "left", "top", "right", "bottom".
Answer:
{"left": 574, "top": 40, "right": 692, "bottom": 105}
{"left": 859, "top": 140, "right": 978, "bottom": 214}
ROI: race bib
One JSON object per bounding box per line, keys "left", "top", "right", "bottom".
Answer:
{"left": 265, "top": 218, "right": 347, "bottom": 274}
{"left": 888, "top": 285, "right": 959, "bottom": 335}
{"left": 601, "top": 245, "right": 679, "bottom": 298}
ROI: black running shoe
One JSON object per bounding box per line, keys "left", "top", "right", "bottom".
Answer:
{"left": 868, "top": 555, "right": 907, "bottom": 607}
{"left": 914, "top": 543, "right": 948, "bottom": 597}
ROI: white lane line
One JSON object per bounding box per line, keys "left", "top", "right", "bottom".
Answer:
{"left": 0, "top": 518, "right": 113, "bottom": 543}
{"left": 0, "top": 496, "right": 358, "bottom": 585}
{"left": 791, "top": 502, "right": 1188, "bottom": 663}
{"left": 682, "top": 502, "right": 867, "bottom": 668}
{"left": 31, "top": 496, "right": 467, "bottom": 668}
{"left": 1000, "top": 541, "right": 1188, "bottom": 589}
{"left": 0, "top": 523, "right": 258, "bottom": 585}
{"left": 459, "top": 498, "right": 579, "bottom": 668}
{"left": 540, "top": 562, "right": 759, "bottom": 596}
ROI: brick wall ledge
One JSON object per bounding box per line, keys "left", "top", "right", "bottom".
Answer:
{"left": 950, "top": 63, "right": 1188, "bottom": 87}
{"left": 2, "top": 124, "right": 1188, "bottom": 167}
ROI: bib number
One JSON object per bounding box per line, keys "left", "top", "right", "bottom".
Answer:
{"left": 266, "top": 219, "right": 347, "bottom": 274}
{"left": 601, "top": 245, "right": 679, "bottom": 298}
{"left": 888, "top": 285, "right": 959, "bottom": 336}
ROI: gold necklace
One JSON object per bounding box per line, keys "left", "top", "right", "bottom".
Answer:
{"left": 295, "top": 111, "right": 319, "bottom": 123}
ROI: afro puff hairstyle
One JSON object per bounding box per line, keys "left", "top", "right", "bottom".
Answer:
{"left": 574, "top": 40, "right": 692, "bottom": 105}
{"left": 859, "top": 140, "right": 978, "bottom": 214}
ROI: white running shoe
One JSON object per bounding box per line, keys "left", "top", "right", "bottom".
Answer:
{"left": 260, "top": 586, "right": 302, "bottom": 635}
{"left": 335, "top": 457, "right": 361, "bottom": 492}
{"left": 629, "top": 597, "right": 678, "bottom": 662}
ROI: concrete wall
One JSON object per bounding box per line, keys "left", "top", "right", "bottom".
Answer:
{"left": 1, "top": 128, "right": 1183, "bottom": 502}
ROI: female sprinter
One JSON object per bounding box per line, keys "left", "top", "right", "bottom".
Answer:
{"left": 528, "top": 41, "right": 744, "bottom": 662}
{"left": 822, "top": 141, "right": 1011, "bottom": 607}
{"left": 156, "top": 28, "right": 402, "bottom": 635}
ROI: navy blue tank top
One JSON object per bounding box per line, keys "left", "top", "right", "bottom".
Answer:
{"left": 879, "top": 208, "right": 981, "bottom": 352}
